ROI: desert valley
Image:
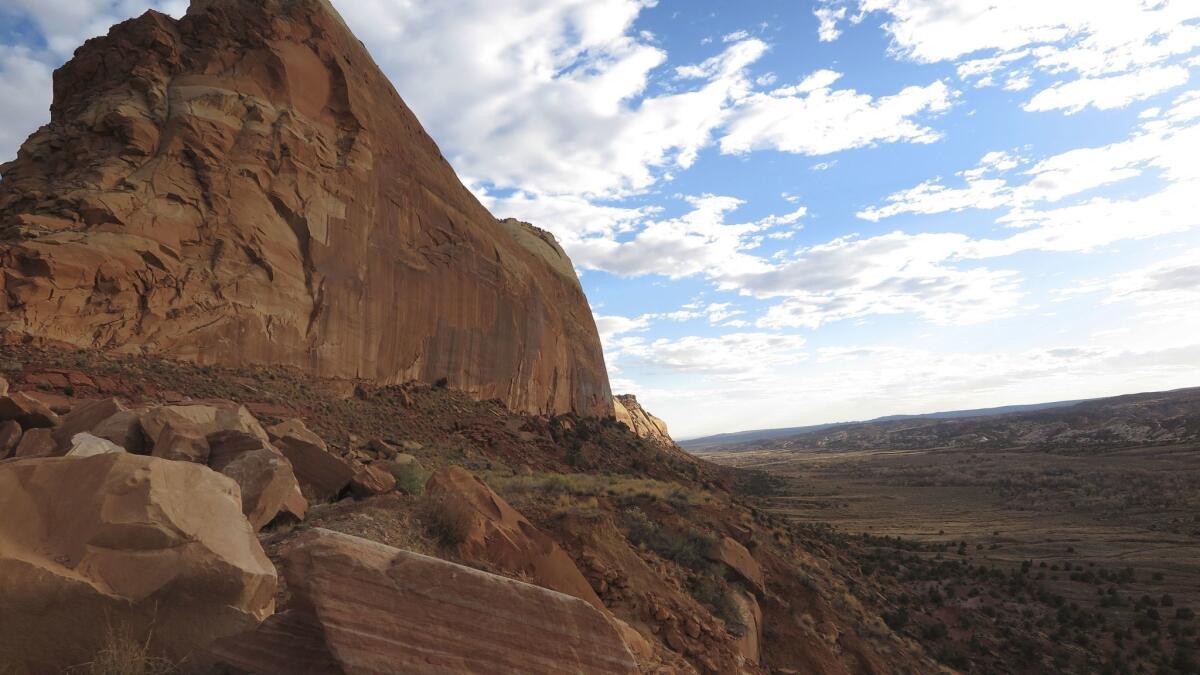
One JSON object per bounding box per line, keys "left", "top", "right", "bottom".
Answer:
{"left": 0, "top": 0, "right": 1196, "bottom": 674}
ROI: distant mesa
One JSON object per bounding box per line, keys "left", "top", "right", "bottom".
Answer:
{"left": 0, "top": 0, "right": 611, "bottom": 417}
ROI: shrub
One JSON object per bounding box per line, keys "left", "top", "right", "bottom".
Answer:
{"left": 73, "top": 626, "right": 175, "bottom": 675}
{"left": 386, "top": 461, "right": 430, "bottom": 496}
{"left": 418, "top": 495, "right": 475, "bottom": 549}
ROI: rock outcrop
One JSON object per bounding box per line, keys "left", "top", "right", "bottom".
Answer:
{"left": 206, "top": 528, "right": 639, "bottom": 675}
{"left": 0, "top": 453, "right": 277, "bottom": 670}
{"left": 0, "top": 0, "right": 612, "bottom": 418}
{"left": 426, "top": 466, "right": 604, "bottom": 610}
{"left": 614, "top": 394, "right": 675, "bottom": 447}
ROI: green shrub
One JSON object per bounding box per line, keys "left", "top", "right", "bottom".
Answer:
{"left": 384, "top": 460, "right": 430, "bottom": 496}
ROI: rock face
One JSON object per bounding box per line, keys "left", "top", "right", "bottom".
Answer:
{"left": 0, "top": 453, "right": 277, "bottom": 670}
{"left": 613, "top": 394, "right": 675, "bottom": 447}
{"left": 426, "top": 466, "right": 604, "bottom": 610}
{"left": 0, "top": 0, "right": 612, "bottom": 418}
{"left": 206, "top": 529, "right": 638, "bottom": 675}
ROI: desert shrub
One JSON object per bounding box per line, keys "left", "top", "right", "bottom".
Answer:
{"left": 386, "top": 461, "right": 430, "bottom": 496}
{"left": 691, "top": 577, "right": 746, "bottom": 636}
{"left": 622, "top": 508, "right": 716, "bottom": 571}
{"left": 71, "top": 626, "right": 176, "bottom": 675}
{"left": 418, "top": 495, "right": 475, "bottom": 549}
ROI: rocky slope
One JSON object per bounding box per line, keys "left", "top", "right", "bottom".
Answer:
{"left": 0, "top": 344, "right": 947, "bottom": 674}
{"left": 0, "top": 0, "right": 611, "bottom": 417}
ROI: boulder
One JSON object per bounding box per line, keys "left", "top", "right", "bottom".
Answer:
{"left": 13, "top": 427, "right": 56, "bottom": 459}
{"left": 207, "top": 429, "right": 275, "bottom": 470}
{"left": 0, "top": 454, "right": 277, "bottom": 670}
{"left": 349, "top": 462, "right": 397, "bottom": 499}
{"left": 0, "top": 420, "right": 21, "bottom": 458}
{"left": 140, "top": 404, "right": 268, "bottom": 446}
{"left": 23, "top": 390, "right": 72, "bottom": 414}
{"left": 65, "top": 432, "right": 127, "bottom": 457}
{"left": 205, "top": 529, "right": 638, "bottom": 675}
{"left": 730, "top": 590, "right": 764, "bottom": 665}
{"left": 90, "top": 409, "right": 148, "bottom": 454}
{"left": 152, "top": 423, "right": 211, "bottom": 463}
{"left": 425, "top": 466, "right": 604, "bottom": 610}
{"left": 0, "top": 392, "right": 60, "bottom": 429}
{"left": 268, "top": 419, "right": 355, "bottom": 500}
{"left": 0, "top": 0, "right": 612, "bottom": 418}
{"left": 0, "top": 376, "right": 7, "bottom": 396}
{"left": 706, "top": 537, "right": 765, "bottom": 595}
{"left": 219, "top": 448, "right": 307, "bottom": 530}
{"left": 51, "top": 397, "right": 126, "bottom": 452}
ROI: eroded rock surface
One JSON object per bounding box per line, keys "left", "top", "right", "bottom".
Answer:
{"left": 206, "top": 528, "right": 638, "bottom": 675}
{"left": 426, "top": 466, "right": 604, "bottom": 610}
{"left": 0, "top": 453, "right": 277, "bottom": 670}
{"left": 614, "top": 394, "right": 675, "bottom": 447}
{"left": 0, "top": 0, "right": 611, "bottom": 418}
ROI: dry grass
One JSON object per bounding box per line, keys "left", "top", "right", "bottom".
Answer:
{"left": 418, "top": 494, "right": 476, "bottom": 549}
{"left": 69, "top": 626, "right": 176, "bottom": 675}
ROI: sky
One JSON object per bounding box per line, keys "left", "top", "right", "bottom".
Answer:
{"left": 0, "top": 1, "right": 1198, "bottom": 439}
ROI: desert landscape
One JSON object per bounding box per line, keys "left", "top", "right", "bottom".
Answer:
{"left": 699, "top": 390, "right": 1200, "bottom": 673}
{"left": 0, "top": 0, "right": 1196, "bottom": 673}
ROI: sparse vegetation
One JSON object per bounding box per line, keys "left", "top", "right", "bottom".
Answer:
{"left": 418, "top": 494, "right": 476, "bottom": 549}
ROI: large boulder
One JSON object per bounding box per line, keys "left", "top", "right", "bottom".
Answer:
{"left": 0, "top": 0, "right": 612, "bottom": 418}
{"left": 0, "top": 453, "right": 277, "bottom": 670}
{"left": 152, "top": 422, "right": 211, "bottom": 463}
{"left": 268, "top": 419, "right": 355, "bottom": 500}
{"left": 706, "top": 537, "right": 765, "bottom": 595}
{"left": 219, "top": 447, "right": 307, "bottom": 530}
{"left": 13, "top": 427, "right": 56, "bottom": 459}
{"left": 425, "top": 466, "right": 604, "bottom": 610}
{"left": 91, "top": 409, "right": 148, "bottom": 454}
{"left": 51, "top": 397, "right": 126, "bottom": 453}
{"left": 205, "top": 529, "right": 638, "bottom": 675}
{"left": 140, "top": 403, "right": 268, "bottom": 446}
{"left": 0, "top": 391, "right": 60, "bottom": 429}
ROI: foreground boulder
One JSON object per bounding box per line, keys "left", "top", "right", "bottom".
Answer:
{"left": 206, "top": 529, "right": 638, "bottom": 675}
{"left": 425, "top": 466, "right": 604, "bottom": 610}
{"left": 268, "top": 419, "right": 355, "bottom": 500}
{"left": 0, "top": 453, "right": 277, "bottom": 670}
{"left": 0, "top": 0, "right": 612, "bottom": 418}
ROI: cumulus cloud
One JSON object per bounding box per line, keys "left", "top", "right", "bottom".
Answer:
{"left": 719, "top": 73, "right": 955, "bottom": 155}
{"left": 814, "top": 6, "right": 848, "bottom": 42}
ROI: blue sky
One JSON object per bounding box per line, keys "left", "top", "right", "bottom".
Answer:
{"left": 1, "top": 0, "right": 1199, "bottom": 438}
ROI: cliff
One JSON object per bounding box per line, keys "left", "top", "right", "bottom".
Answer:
{"left": 0, "top": 0, "right": 612, "bottom": 417}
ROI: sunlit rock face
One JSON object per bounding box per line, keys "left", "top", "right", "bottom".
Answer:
{"left": 0, "top": 0, "right": 612, "bottom": 417}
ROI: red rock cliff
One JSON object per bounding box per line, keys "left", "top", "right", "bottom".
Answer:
{"left": 0, "top": 0, "right": 612, "bottom": 417}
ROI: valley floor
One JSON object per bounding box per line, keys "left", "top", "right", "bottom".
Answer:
{"left": 711, "top": 443, "right": 1200, "bottom": 673}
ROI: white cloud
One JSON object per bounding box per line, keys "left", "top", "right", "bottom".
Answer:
{"left": 334, "top": 1, "right": 771, "bottom": 199}
{"left": 0, "top": 46, "right": 53, "bottom": 163}
{"left": 728, "top": 232, "right": 1023, "bottom": 329}
{"left": 719, "top": 74, "right": 955, "bottom": 155}
{"left": 814, "top": 6, "right": 848, "bottom": 42}
{"left": 610, "top": 332, "right": 808, "bottom": 380}
{"left": 1070, "top": 249, "right": 1200, "bottom": 307}
{"left": 1024, "top": 66, "right": 1191, "bottom": 114}
{"left": 826, "top": 0, "right": 1200, "bottom": 116}
{"left": 861, "top": 108, "right": 1200, "bottom": 222}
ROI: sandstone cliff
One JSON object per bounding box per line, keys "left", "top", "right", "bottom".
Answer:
{"left": 613, "top": 394, "right": 675, "bottom": 447}
{"left": 0, "top": 0, "right": 612, "bottom": 417}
